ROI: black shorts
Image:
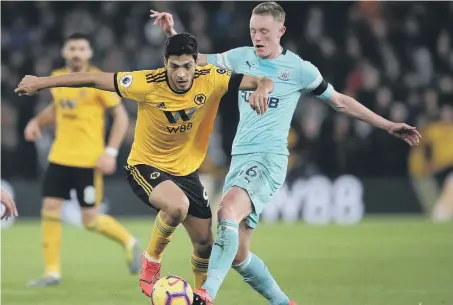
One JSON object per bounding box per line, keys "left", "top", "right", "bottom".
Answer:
{"left": 125, "top": 164, "right": 211, "bottom": 219}
{"left": 42, "top": 162, "right": 103, "bottom": 208}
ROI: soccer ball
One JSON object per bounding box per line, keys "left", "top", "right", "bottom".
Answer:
{"left": 151, "top": 275, "right": 193, "bottom": 305}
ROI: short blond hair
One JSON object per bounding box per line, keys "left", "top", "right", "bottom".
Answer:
{"left": 252, "top": 1, "right": 286, "bottom": 24}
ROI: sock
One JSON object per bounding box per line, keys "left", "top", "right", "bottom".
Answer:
{"left": 191, "top": 253, "right": 209, "bottom": 289}
{"left": 202, "top": 219, "right": 239, "bottom": 299}
{"left": 41, "top": 210, "right": 62, "bottom": 277}
{"left": 146, "top": 213, "right": 178, "bottom": 261}
{"left": 233, "top": 252, "right": 290, "bottom": 305}
{"left": 88, "top": 215, "right": 134, "bottom": 247}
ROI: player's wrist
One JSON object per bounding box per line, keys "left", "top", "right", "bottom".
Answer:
{"left": 105, "top": 146, "right": 118, "bottom": 158}
{"left": 167, "top": 28, "right": 177, "bottom": 36}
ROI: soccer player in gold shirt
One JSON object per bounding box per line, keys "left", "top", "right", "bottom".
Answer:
{"left": 16, "top": 33, "right": 273, "bottom": 297}
{"left": 22, "top": 33, "right": 140, "bottom": 287}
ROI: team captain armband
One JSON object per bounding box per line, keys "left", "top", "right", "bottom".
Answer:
{"left": 311, "top": 79, "right": 328, "bottom": 96}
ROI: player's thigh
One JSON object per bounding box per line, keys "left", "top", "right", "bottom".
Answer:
{"left": 223, "top": 153, "right": 288, "bottom": 229}
{"left": 125, "top": 164, "right": 190, "bottom": 215}
{"left": 42, "top": 163, "right": 71, "bottom": 212}
{"left": 72, "top": 167, "right": 103, "bottom": 208}
{"left": 182, "top": 215, "right": 214, "bottom": 258}
{"left": 172, "top": 171, "right": 212, "bottom": 220}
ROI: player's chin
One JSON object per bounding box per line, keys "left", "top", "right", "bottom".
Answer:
{"left": 176, "top": 82, "right": 190, "bottom": 91}
{"left": 255, "top": 47, "right": 268, "bottom": 56}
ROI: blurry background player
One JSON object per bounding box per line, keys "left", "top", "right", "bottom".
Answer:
{"left": 23, "top": 33, "right": 140, "bottom": 287}
{"left": 15, "top": 33, "right": 273, "bottom": 297}
{"left": 152, "top": 3, "right": 422, "bottom": 305}
{"left": 421, "top": 105, "right": 453, "bottom": 221}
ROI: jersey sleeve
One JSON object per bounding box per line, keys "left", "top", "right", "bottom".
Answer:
{"left": 206, "top": 47, "right": 247, "bottom": 72}
{"left": 113, "top": 70, "right": 152, "bottom": 102}
{"left": 211, "top": 66, "right": 244, "bottom": 97}
{"left": 99, "top": 90, "right": 121, "bottom": 108}
{"left": 298, "top": 59, "right": 334, "bottom": 101}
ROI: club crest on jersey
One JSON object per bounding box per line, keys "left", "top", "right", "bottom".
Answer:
{"left": 120, "top": 74, "right": 133, "bottom": 88}
{"left": 150, "top": 172, "right": 160, "bottom": 180}
{"left": 60, "top": 99, "right": 77, "bottom": 109}
{"left": 194, "top": 93, "right": 207, "bottom": 105}
{"left": 278, "top": 69, "right": 291, "bottom": 81}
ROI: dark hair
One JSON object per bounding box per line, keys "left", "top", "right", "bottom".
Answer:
{"left": 164, "top": 33, "right": 198, "bottom": 60}
{"left": 65, "top": 33, "right": 92, "bottom": 46}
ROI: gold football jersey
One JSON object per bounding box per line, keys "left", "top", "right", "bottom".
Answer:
{"left": 115, "top": 65, "right": 234, "bottom": 176}
{"left": 49, "top": 66, "right": 121, "bottom": 168}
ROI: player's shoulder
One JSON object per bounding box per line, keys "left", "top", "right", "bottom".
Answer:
{"left": 88, "top": 66, "right": 102, "bottom": 73}
{"left": 199, "top": 64, "right": 231, "bottom": 76}
{"left": 139, "top": 67, "right": 166, "bottom": 84}
{"left": 230, "top": 46, "right": 255, "bottom": 54}
{"left": 283, "top": 50, "right": 312, "bottom": 69}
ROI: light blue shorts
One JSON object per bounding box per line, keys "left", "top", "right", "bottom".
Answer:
{"left": 222, "top": 152, "right": 288, "bottom": 229}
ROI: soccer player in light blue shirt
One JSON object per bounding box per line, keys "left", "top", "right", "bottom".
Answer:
{"left": 151, "top": 3, "right": 422, "bottom": 304}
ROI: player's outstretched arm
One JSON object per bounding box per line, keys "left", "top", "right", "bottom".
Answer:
{"left": 24, "top": 103, "right": 56, "bottom": 142}
{"left": 150, "top": 10, "right": 209, "bottom": 65}
{"left": 15, "top": 73, "right": 116, "bottom": 96}
{"left": 328, "top": 91, "right": 422, "bottom": 146}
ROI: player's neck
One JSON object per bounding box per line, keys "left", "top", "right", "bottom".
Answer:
{"left": 69, "top": 65, "right": 90, "bottom": 73}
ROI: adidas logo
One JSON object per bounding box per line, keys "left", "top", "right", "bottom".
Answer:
{"left": 156, "top": 102, "right": 166, "bottom": 109}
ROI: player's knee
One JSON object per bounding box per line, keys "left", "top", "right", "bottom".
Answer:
{"left": 160, "top": 196, "right": 190, "bottom": 224}
{"left": 41, "top": 198, "right": 62, "bottom": 215}
{"left": 81, "top": 208, "right": 98, "bottom": 230}
{"left": 192, "top": 238, "right": 213, "bottom": 259}
{"left": 218, "top": 188, "right": 250, "bottom": 222}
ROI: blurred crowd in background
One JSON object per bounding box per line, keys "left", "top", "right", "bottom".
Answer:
{"left": 2, "top": 1, "right": 453, "bottom": 183}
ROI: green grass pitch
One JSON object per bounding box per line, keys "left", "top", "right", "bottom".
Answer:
{"left": 2, "top": 217, "right": 453, "bottom": 305}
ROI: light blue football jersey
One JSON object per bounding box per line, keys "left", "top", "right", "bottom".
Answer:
{"left": 207, "top": 47, "right": 334, "bottom": 156}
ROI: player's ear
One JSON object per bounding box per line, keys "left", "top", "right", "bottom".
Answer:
{"left": 163, "top": 57, "right": 167, "bottom": 67}
{"left": 87, "top": 47, "right": 93, "bottom": 60}
{"left": 278, "top": 26, "right": 286, "bottom": 39}
{"left": 61, "top": 45, "right": 67, "bottom": 59}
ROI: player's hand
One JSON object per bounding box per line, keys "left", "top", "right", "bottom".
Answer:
{"left": 15, "top": 75, "right": 43, "bottom": 96}
{"left": 24, "top": 119, "right": 42, "bottom": 142}
{"left": 249, "top": 88, "right": 269, "bottom": 116}
{"left": 150, "top": 10, "right": 176, "bottom": 36}
{"left": 1, "top": 188, "right": 18, "bottom": 220}
{"left": 96, "top": 153, "right": 117, "bottom": 175}
{"left": 387, "top": 122, "right": 422, "bottom": 146}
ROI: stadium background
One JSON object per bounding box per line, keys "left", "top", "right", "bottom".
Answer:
{"left": 2, "top": 1, "right": 452, "bottom": 219}
{"left": 1, "top": 2, "right": 453, "bottom": 305}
